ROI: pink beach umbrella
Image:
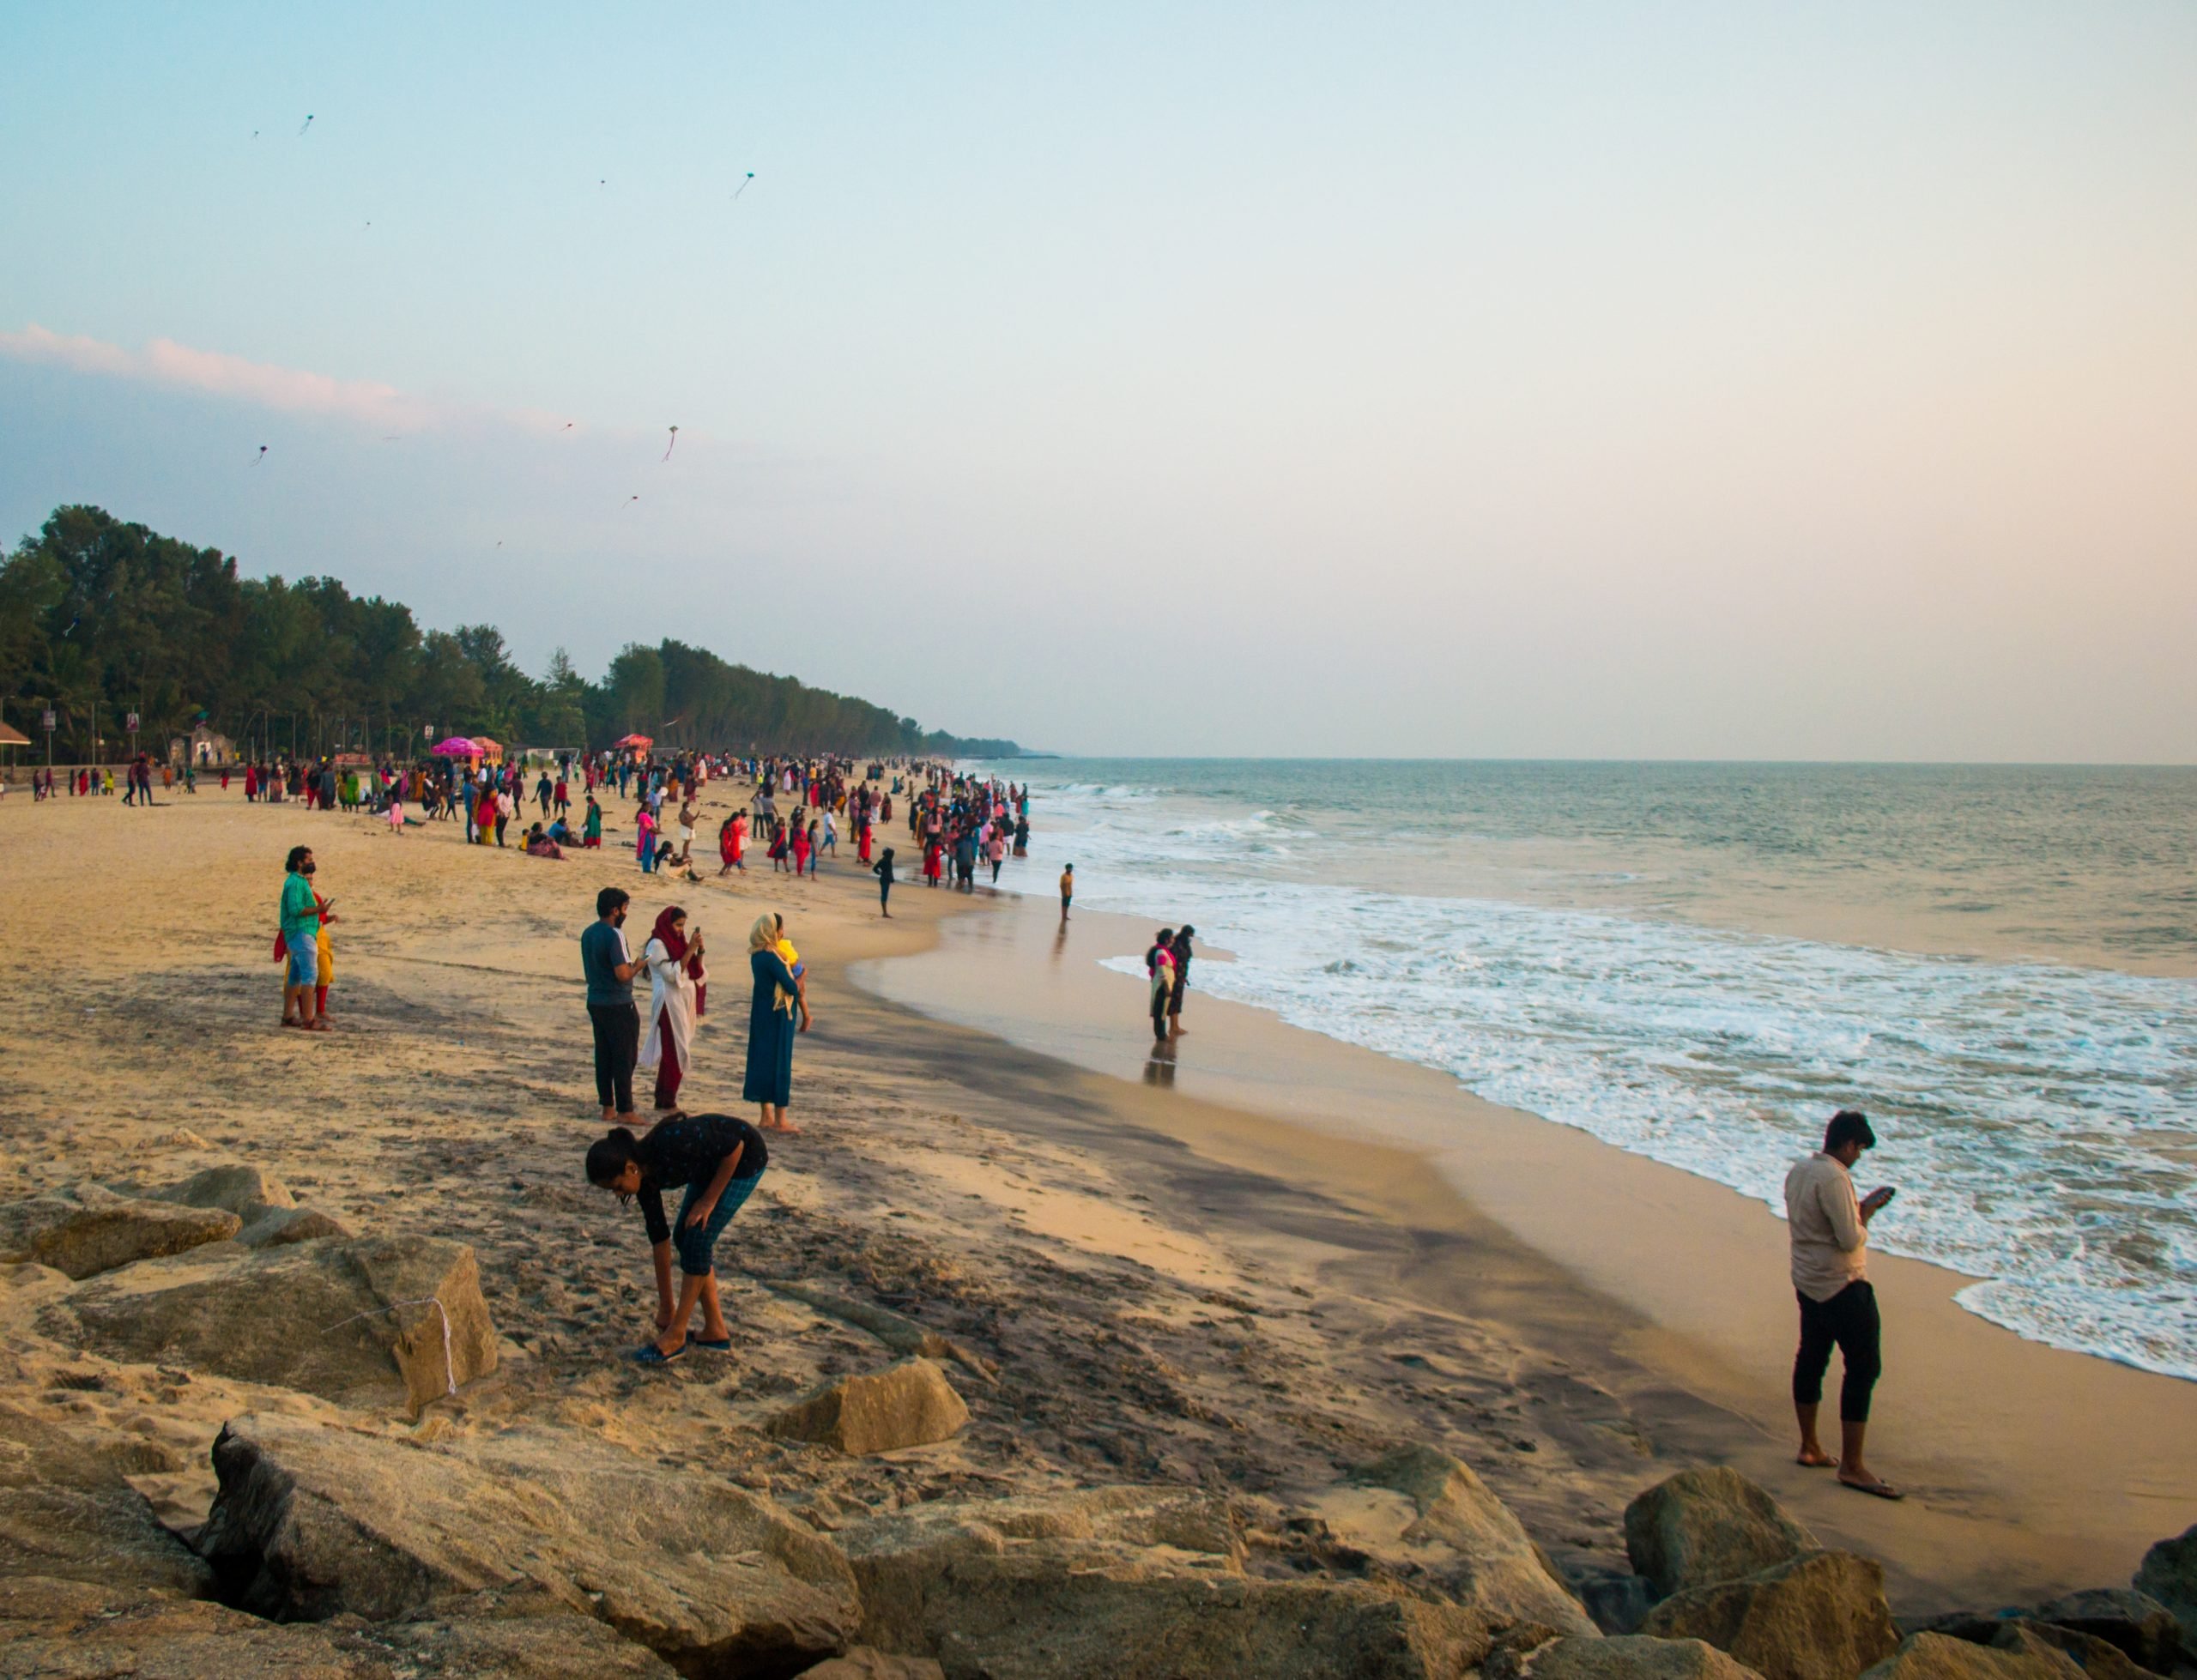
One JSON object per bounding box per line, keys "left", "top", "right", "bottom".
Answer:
{"left": 431, "top": 737, "right": 481, "bottom": 757}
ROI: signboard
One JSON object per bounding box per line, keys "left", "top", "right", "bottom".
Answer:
{"left": 41, "top": 710, "right": 55, "bottom": 732}
{"left": 423, "top": 724, "right": 433, "bottom": 740}
{"left": 125, "top": 711, "right": 140, "bottom": 732}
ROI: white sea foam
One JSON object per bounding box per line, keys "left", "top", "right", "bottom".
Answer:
{"left": 999, "top": 768, "right": 2197, "bottom": 1379}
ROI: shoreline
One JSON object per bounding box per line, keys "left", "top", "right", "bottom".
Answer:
{"left": 852, "top": 877, "right": 2197, "bottom": 1608}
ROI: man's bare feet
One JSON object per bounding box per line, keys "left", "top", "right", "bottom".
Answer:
{"left": 1796, "top": 1447, "right": 1837, "bottom": 1467}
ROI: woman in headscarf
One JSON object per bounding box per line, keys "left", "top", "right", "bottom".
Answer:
{"left": 637, "top": 906, "right": 698, "bottom": 1115}
{"left": 742, "top": 913, "right": 803, "bottom": 1135}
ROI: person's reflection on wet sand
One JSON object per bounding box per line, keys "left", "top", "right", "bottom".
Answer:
{"left": 1143, "top": 1036, "right": 1177, "bottom": 1088}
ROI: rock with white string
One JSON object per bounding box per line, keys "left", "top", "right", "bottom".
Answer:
{"left": 44, "top": 1234, "right": 495, "bottom": 1413}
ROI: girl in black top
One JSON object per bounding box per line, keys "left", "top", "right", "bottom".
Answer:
{"left": 874, "top": 846, "right": 895, "bottom": 917}
{"left": 586, "top": 1114, "right": 768, "bottom": 1364}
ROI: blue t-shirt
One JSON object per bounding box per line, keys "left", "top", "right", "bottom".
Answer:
{"left": 581, "top": 920, "right": 633, "bottom": 1006}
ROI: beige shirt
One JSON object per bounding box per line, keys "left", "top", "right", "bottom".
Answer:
{"left": 1784, "top": 1151, "right": 1867, "bottom": 1302}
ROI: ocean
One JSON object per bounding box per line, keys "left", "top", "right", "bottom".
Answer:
{"left": 965, "top": 758, "right": 2197, "bottom": 1380}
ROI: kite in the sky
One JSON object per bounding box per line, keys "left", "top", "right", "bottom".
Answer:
{"left": 621, "top": 495, "right": 639, "bottom": 509}
{"left": 255, "top": 445, "right": 268, "bottom": 464}
{"left": 662, "top": 426, "right": 679, "bottom": 461}
{"left": 299, "top": 114, "right": 314, "bottom": 136}
{"left": 734, "top": 172, "right": 754, "bottom": 199}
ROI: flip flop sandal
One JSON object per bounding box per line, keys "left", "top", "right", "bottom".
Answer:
{"left": 686, "top": 1334, "right": 733, "bottom": 1352}
{"left": 1840, "top": 1478, "right": 1903, "bottom": 1500}
{"left": 630, "top": 1343, "right": 685, "bottom": 1366}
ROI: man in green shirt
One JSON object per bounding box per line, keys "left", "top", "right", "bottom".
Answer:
{"left": 280, "top": 845, "right": 327, "bottom": 1030}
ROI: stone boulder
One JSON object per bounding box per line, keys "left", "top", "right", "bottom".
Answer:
{"left": 0, "top": 1581, "right": 680, "bottom": 1678}
{"left": 839, "top": 1485, "right": 1485, "bottom": 1677}
{"left": 766, "top": 1356, "right": 971, "bottom": 1455}
{"left": 1624, "top": 1469, "right": 1819, "bottom": 1599}
{"left": 1901, "top": 1616, "right": 2146, "bottom": 1680}
{"left": 2133, "top": 1525, "right": 2197, "bottom": 1653}
{"left": 2029, "top": 1590, "right": 2182, "bottom": 1674}
{"left": 153, "top": 1163, "right": 295, "bottom": 1216}
{"left": 56, "top": 1234, "right": 494, "bottom": 1413}
{"left": 1642, "top": 1550, "right": 1898, "bottom": 1680}
{"left": 238, "top": 1206, "right": 355, "bottom": 1248}
{"left": 0, "top": 1187, "right": 239, "bottom": 1279}
{"left": 1861, "top": 1628, "right": 2091, "bottom": 1680}
{"left": 198, "top": 1411, "right": 859, "bottom": 1675}
{"left": 1305, "top": 1443, "right": 1598, "bottom": 1637}
{"left": 0, "top": 1400, "right": 213, "bottom": 1599}
{"left": 1513, "top": 1634, "right": 1770, "bottom": 1679}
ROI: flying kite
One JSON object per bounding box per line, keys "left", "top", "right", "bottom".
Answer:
{"left": 299, "top": 114, "right": 314, "bottom": 136}
{"left": 620, "top": 495, "right": 639, "bottom": 509}
{"left": 734, "top": 172, "right": 754, "bottom": 199}
{"left": 662, "top": 426, "right": 679, "bottom": 461}
{"left": 255, "top": 445, "right": 268, "bottom": 464}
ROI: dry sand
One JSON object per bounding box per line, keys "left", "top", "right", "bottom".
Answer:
{"left": 0, "top": 777, "right": 2187, "bottom": 1625}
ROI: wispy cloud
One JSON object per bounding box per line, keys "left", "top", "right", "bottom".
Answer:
{"left": 0, "top": 323, "right": 566, "bottom": 434}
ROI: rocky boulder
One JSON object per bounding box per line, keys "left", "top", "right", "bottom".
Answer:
{"left": 198, "top": 1411, "right": 859, "bottom": 1675}
{"left": 0, "top": 1187, "right": 239, "bottom": 1279}
{"left": 152, "top": 1163, "right": 295, "bottom": 1216}
{"left": 798, "top": 1651, "right": 948, "bottom": 1680}
{"left": 1642, "top": 1550, "right": 1898, "bottom": 1680}
{"left": 1624, "top": 1469, "right": 1819, "bottom": 1599}
{"left": 767, "top": 1356, "right": 971, "bottom": 1455}
{"left": 0, "top": 1400, "right": 213, "bottom": 1598}
{"left": 2133, "top": 1525, "right": 2197, "bottom": 1653}
{"left": 2028, "top": 1590, "right": 2182, "bottom": 1674}
{"left": 1861, "top": 1628, "right": 2093, "bottom": 1679}
{"left": 56, "top": 1234, "right": 494, "bottom": 1413}
{"left": 1304, "top": 1443, "right": 1599, "bottom": 1637}
{"left": 1508, "top": 1634, "right": 1770, "bottom": 1679}
{"left": 839, "top": 1485, "right": 1485, "bottom": 1677}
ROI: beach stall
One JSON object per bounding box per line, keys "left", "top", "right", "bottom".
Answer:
{"left": 614, "top": 732, "right": 653, "bottom": 763}
{"left": 472, "top": 736, "right": 505, "bottom": 766}
{"left": 431, "top": 735, "right": 483, "bottom": 768}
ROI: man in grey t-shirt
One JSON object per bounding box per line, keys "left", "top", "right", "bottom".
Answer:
{"left": 582, "top": 887, "right": 646, "bottom": 1123}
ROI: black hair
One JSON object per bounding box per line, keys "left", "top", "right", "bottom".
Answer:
{"left": 1177, "top": 925, "right": 1195, "bottom": 938}
{"left": 596, "top": 887, "right": 629, "bottom": 918}
{"left": 586, "top": 1127, "right": 641, "bottom": 1187}
{"left": 1825, "top": 1110, "right": 1876, "bottom": 1153}
{"left": 285, "top": 845, "right": 310, "bottom": 873}
{"left": 1157, "top": 928, "right": 1174, "bottom": 943}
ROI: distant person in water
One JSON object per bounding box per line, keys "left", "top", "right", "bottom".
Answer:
{"left": 1059, "top": 863, "right": 1074, "bottom": 921}
{"left": 1145, "top": 928, "right": 1175, "bottom": 1042}
{"left": 1786, "top": 1109, "right": 1901, "bottom": 1500}
{"left": 1166, "top": 925, "right": 1194, "bottom": 1036}
{"left": 587, "top": 1113, "right": 767, "bottom": 1364}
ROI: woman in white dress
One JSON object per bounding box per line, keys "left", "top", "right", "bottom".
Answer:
{"left": 637, "top": 905, "right": 698, "bottom": 1114}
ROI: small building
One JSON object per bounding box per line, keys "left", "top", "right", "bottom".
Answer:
{"left": 169, "top": 725, "right": 238, "bottom": 769}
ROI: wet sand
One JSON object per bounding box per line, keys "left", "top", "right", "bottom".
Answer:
{"left": 856, "top": 881, "right": 2197, "bottom": 1608}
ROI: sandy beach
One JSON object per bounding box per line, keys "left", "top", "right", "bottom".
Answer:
{"left": 0, "top": 778, "right": 2188, "bottom": 1665}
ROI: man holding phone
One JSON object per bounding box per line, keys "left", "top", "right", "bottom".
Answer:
{"left": 1784, "top": 1109, "right": 1900, "bottom": 1499}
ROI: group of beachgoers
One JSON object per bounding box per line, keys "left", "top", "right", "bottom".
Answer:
{"left": 578, "top": 881, "right": 814, "bottom": 1363}
{"left": 22, "top": 752, "right": 170, "bottom": 801}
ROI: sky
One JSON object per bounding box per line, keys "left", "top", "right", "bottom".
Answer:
{"left": 3, "top": 2, "right": 2193, "bottom": 760}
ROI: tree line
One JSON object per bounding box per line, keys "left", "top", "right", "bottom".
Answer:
{"left": 0, "top": 506, "right": 1021, "bottom": 763}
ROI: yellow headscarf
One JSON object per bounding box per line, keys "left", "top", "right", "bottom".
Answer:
{"left": 750, "top": 914, "right": 796, "bottom": 1012}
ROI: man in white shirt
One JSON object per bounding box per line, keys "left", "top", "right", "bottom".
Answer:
{"left": 1783, "top": 1109, "right": 1900, "bottom": 1499}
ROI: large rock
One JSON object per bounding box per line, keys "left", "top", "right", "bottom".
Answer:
{"left": 2133, "top": 1525, "right": 2197, "bottom": 1652}
{"left": 0, "top": 1400, "right": 213, "bottom": 1598}
{"left": 1624, "top": 1469, "right": 1819, "bottom": 1599}
{"left": 153, "top": 1163, "right": 295, "bottom": 1215}
{"left": 1642, "top": 1550, "right": 1898, "bottom": 1680}
{"left": 766, "top": 1357, "right": 971, "bottom": 1455}
{"left": 1308, "top": 1444, "right": 1599, "bottom": 1637}
{"left": 1517, "top": 1634, "right": 1770, "bottom": 1679}
{"left": 840, "top": 1485, "right": 1485, "bottom": 1677}
{"left": 238, "top": 1205, "right": 355, "bottom": 1248}
{"left": 2029, "top": 1590, "right": 2182, "bottom": 1674}
{"left": 198, "top": 1411, "right": 859, "bottom": 1675}
{"left": 0, "top": 1187, "right": 239, "bottom": 1279}
{"left": 55, "top": 1234, "right": 495, "bottom": 1413}
{"left": 0, "top": 1583, "right": 679, "bottom": 1678}
{"left": 1860, "top": 1628, "right": 2090, "bottom": 1679}
{"left": 1901, "top": 1616, "right": 2146, "bottom": 1680}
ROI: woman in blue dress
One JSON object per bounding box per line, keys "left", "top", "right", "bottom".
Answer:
{"left": 742, "top": 913, "right": 803, "bottom": 1135}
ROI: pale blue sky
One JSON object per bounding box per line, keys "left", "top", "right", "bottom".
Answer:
{"left": 3, "top": 2, "right": 2193, "bottom": 758}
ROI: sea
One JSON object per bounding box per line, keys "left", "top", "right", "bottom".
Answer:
{"left": 965, "top": 758, "right": 2197, "bottom": 1381}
